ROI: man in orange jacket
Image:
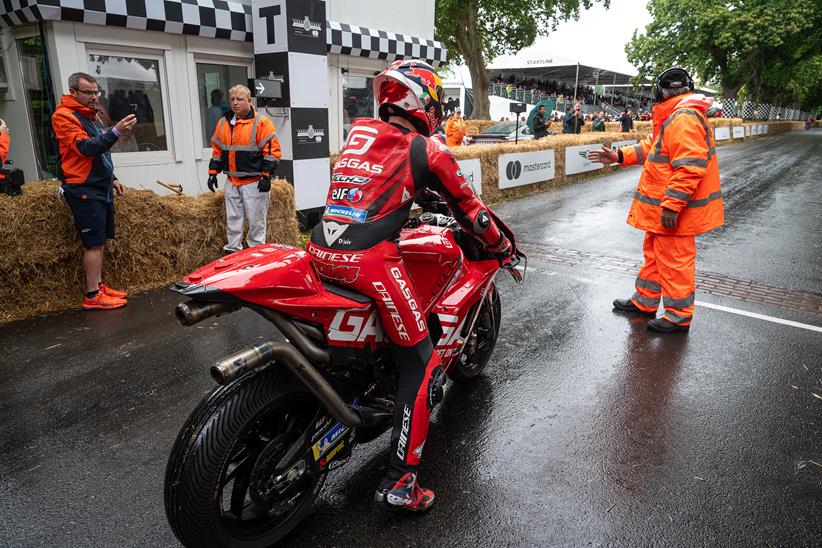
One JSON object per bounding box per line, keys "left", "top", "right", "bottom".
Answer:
{"left": 444, "top": 107, "right": 466, "bottom": 147}
{"left": 53, "top": 72, "right": 137, "bottom": 310}
{"left": 208, "top": 84, "right": 281, "bottom": 253}
{"left": 588, "top": 68, "right": 723, "bottom": 332}
{"left": 0, "top": 119, "right": 11, "bottom": 191}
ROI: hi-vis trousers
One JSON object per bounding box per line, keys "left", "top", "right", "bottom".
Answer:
{"left": 224, "top": 182, "right": 270, "bottom": 253}
{"left": 630, "top": 232, "right": 696, "bottom": 325}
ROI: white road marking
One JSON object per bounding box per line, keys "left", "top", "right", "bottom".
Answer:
{"left": 695, "top": 301, "right": 822, "bottom": 333}
{"left": 527, "top": 264, "right": 822, "bottom": 333}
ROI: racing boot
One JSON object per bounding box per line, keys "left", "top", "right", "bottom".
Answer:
{"left": 375, "top": 471, "right": 435, "bottom": 511}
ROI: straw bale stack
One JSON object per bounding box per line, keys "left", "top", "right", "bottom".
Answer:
{"left": 451, "top": 131, "right": 647, "bottom": 202}
{"left": 0, "top": 179, "right": 299, "bottom": 324}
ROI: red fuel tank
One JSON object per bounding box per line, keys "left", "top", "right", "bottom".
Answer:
{"left": 399, "top": 225, "right": 462, "bottom": 313}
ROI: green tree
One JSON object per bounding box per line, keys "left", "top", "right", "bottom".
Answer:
{"left": 435, "top": 0, "right": 606, "bottom": 119}
{"left": 626, "top": 0, "right": 822, "bottom": 104}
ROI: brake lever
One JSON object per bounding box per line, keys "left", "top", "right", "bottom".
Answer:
{"left": 501, "top": 251, "right": 527, "bottom": 283}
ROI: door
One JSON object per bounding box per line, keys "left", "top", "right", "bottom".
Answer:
{"left": 17, "top": 34, "right": 58, "bottom": 178}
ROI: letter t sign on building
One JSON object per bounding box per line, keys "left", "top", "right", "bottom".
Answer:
{"left": 252, "top": 0, "right": 330, "bottom": 211}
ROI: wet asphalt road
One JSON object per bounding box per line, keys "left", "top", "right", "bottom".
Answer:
{"left": 1, "top": 130, "right": 821, "bottom": 547}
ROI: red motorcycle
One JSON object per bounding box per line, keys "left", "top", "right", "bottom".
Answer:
{"left": 164, "top": 197, "right": 525, "bottom": 547}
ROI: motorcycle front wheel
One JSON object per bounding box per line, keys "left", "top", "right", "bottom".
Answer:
{"left": 448, "top": 283, "right": 502, "bottom": 383}
{"left": 164, "top": 366, "right": 324, "bottom": 547}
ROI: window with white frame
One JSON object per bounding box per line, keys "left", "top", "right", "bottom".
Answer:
{"left": 196, "top": 62, "right": 249, "bottom": 148}
{"left": 88, "top": 53, "right": 167, "bottom": 153}
{"left": 342, "top": 73, "right": 374, "bottom": 141}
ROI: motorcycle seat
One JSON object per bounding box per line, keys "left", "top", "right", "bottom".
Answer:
{"left": 322, "top": 281, "right": 373, "bottom": 304}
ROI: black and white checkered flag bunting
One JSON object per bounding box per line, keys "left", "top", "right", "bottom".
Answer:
{"left": 0, "top": 0, "right": 447, "bottom": 66}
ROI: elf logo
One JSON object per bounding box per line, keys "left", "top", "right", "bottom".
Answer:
{"left": 331, "top": 187, "right": 363, "bottom": 202}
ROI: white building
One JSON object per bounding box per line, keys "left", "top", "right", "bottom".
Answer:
{"left": 0, "top": 0, "right": 444, "bottom": 209}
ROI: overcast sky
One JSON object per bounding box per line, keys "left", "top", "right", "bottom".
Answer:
{"left": 445, "top": 0, "right": 653, "bottom": 85}
{"left": 512, "top": 0, "right": 653, "bottom": 74}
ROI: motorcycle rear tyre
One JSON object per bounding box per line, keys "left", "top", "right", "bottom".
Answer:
{"left": 164, "top": 366, "right": 324, "bottom": 547}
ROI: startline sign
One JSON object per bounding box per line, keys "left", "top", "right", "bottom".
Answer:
{"left": 565, "top": 144, "right": 606, "bottom": 175}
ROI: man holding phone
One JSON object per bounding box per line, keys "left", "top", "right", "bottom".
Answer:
{"left": 563, "top": 105, "right": 584, "bottom": 134}
{"left": 53, "top": 72, "right": 137, "bottom": 310}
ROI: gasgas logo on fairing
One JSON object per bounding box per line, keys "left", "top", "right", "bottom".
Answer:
{"left": 327, "top": 309, "right": 386, "bottom": 343}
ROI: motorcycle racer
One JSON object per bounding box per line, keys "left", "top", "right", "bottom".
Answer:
{"left": 307, "top": 60, "right": 513, "bottom": 511}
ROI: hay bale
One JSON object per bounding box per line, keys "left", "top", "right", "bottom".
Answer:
{"left": 452, "top": 131, "right": 647, "bottom": 202}
{"left": 0, "top": 179, "right": 299, "bottom": 324}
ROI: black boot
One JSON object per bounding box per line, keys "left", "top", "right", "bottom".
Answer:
{"left": 647, "top": 317, "right": 690, "bottom": 333}
{"left": 613, "top": 298, "right": 656, "bottom": 317}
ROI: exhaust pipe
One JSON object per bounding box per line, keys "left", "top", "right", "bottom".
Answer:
{"left": 175, "top": 301, "right": 238, "bottom": 326}
{"left": 210, "top": 341, "right": 364, "bottom": 427}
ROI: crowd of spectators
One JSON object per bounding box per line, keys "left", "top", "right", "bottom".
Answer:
{"left": 489, "top": 74, "right": 654, "bottom": 115}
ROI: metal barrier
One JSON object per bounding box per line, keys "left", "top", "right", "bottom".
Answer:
{"left": 487, "top": 85, "right": 813, "bottom": 121}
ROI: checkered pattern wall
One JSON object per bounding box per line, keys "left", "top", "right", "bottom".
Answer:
{"left": 0, "top": 0, "right": 254, "bottom": 41}
{"left": 326, "top": 21, "right": 447, "bottom": 67}
{"left": 0, "top": 1, "right": 447, "bottom": 66}
{"left": 721, "top": 98, "right": 737, "bottom": 118}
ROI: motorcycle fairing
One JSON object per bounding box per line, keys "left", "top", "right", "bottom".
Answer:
{"left": 177, "top": 227, "right": 497, "bottom": 369}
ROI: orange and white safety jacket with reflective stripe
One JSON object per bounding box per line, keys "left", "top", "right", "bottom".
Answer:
{"left": 445, "top": 116, "right": 466, "bottom": 147}
{"left": 619, "top": 93, "right": 724, "bottom": 236}
{"left": 208, "top": 107, "right": 281, "bottom": 186}
{"left": 0, "top": 133, "right": 9, "bottom": 180}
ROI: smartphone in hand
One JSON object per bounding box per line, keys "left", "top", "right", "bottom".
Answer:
{"left": 129, "top": 104, "right": 138, "bottom": 115}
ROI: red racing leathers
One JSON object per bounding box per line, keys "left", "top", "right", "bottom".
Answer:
{"left": 308, "top": 118, "right": 511, "bottom": 473}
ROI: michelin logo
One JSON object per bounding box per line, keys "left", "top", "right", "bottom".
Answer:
{"left": 325, "top": 205, "right": 367, "bottom": 223}
{"left": 312, "top": 422, "right": 349, "bottom": 460}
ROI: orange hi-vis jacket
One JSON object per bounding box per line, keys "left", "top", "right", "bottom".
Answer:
{"left": 445, "top": 116, "right": 466, "bottom": 147}
{"left": 619, "top": 93, "right": 724, "bottom": 236}
{"left": 209, "top": 107, "right": 281, "bottom": 186}
{"left": 53, "top": 95, "right": 120, "bottom": 201}
{"left": 0, "top": 133, "right": 9, "bottom": 180}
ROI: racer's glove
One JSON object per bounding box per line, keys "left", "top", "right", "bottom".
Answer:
{"left": 488, "top": 236, "right": 514, "bottom": 265}
{"left": 207, "top": 174, "right": 218, "bottom": 193}
{"left": 257, "top": 175, "right": 271, "bottom": 193}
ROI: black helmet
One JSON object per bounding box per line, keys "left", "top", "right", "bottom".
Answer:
{"left": 654, "top": 68, "right": 694, "bottom": 102}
